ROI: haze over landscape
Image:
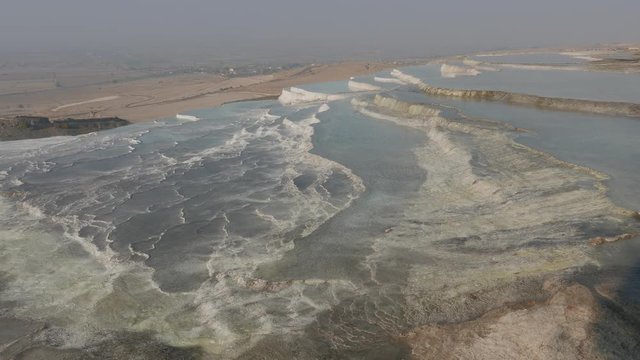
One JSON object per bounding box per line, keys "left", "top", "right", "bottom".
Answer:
{"left": 2, "top": 0, "right": 640, "bottom": 59}
{"left": 1, "top": 1, "right": 640, "bottom": 360}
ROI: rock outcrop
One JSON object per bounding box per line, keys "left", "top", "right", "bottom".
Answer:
{"left": 11, "top": 116, "right": 52, "bottom": 130}
{"left": 403, "top": 283, "right": 640, "bottom": 360}
{"left": 444, "top": 88, "right": 637, "bottom": 118}
{"left": 390, "top": 69, "right": 640, "bottom": 118}
{"left": 0, "top": 116, "right": 130, "bottom": 140}
{"left": 420, "top": 85, "right": 640, "bottom": 118}
{"left": 371, "top": 94, "right": 441, "bottom": 117}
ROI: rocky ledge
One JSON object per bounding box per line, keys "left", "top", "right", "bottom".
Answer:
{"left": 0, "top": 116, "right": 130, "bottom": 141}
{"left": 419, "top": 85, "right": 640, "bottom": 119}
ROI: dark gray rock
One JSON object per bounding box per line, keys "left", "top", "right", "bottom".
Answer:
{"left": 0, "top": 116, "right": 130, "bottom": 141}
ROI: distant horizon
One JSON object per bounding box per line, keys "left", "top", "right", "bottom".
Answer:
{"left": 1, "top": 0, "right": 639, "bottom": 62}
{"left": 0, "top": 42, "right": 635, "bottom": 66}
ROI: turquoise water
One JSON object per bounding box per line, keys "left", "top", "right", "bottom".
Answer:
{"left": 390, "top": 89, "right": 640, "bottom": 211}
{"left": 401, "top": 64, "right": 640, "bottom": 103}
{"left": 298, "top": 80, "right": 351, "bottom": 93}
{"left": 1, "top": 57, "right": 639, "bottom": 359}
{"left": 0, "top": 95, "right": 428, "bottom": 358}
{"left": 601, "top": 51, "right": 638, "bottom": 61}
{"left": 259, "top": 99, "right": 426, "bottom": 281}
{"left": 472, "top": 53, "right": 583, "bottom": 65}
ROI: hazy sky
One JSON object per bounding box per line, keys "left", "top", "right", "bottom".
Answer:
{"left": 1, "top": 0, "right": 638, "bottom": 60}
